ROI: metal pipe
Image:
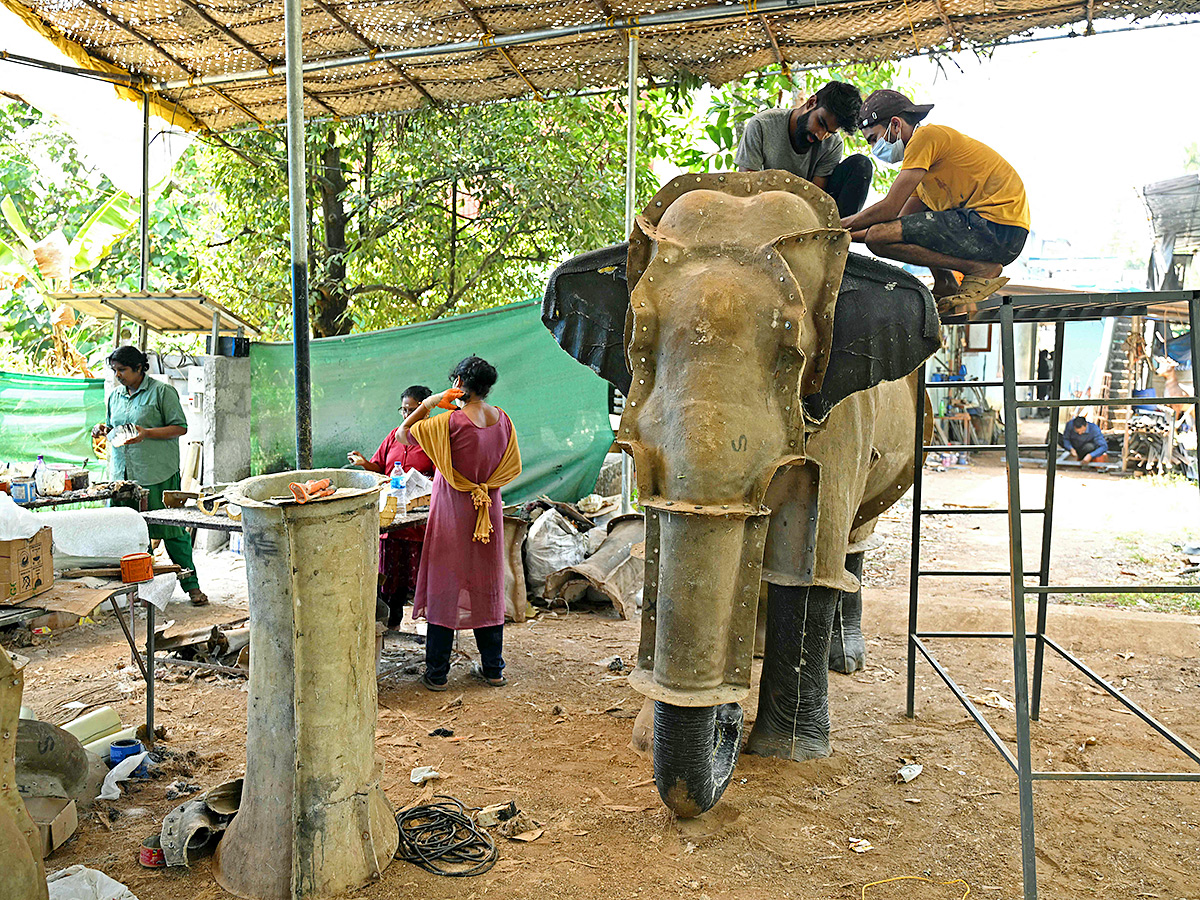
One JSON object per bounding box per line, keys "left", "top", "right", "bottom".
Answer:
{"left": 1021, "top": 395, "right": 1197, "bottom": 408}
{"left": 618, "top": 30, "right": 638, "bottom": 517}
{"left": 211, "top": 310, "right": 221, "bottom": 357}
{"left": 1031, "top": 321, "right": 1066, "bottom": 720}
{"left": 113, "top": 311, "right": 123, "bottom": 349}
{"left": 284, "top": 0, "right": 313, "bottom": 468}
{"left": 140, "top": 92, "right": 150, "bottom": 292}
{"left": 1000, "top": 296, "right": 1039, "bottom": 900}
{"left": 146, "top": 603, "right": 155, "bottom": 749}
{"left": 905, "top": 362, "right": 927, "bottom": 719}
{"left": 1190, "top": 291, "right": 1200, "bottom": 509}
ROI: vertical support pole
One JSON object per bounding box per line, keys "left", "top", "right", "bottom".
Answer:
{"left": 1000, "top": 296, "right": 1038, "bottom": 900}
{"left": 1031, "top": 320, "right": 1065, "bottom": 720}
{"left": 211, "top": 310, "right": 222, "bottom": 358}
{"left": 113, "top": 311, "right": 124, "bottom": 349}
{"left": 140, "top": 91, "right": 150, "bottom": 293}
{"left": 906, "top": 361, "right": 927, "bottom": 719}
{"left": 1190, "top": 292, "right": 1200, "bottom": 503}
{"left": 285, "top": 0, "right": 313, "bottom": 469}
{"left": 618, "top": 30, "right": 638, "bottom": 516}
{"left": 145, "top": 600, "right": 155, "bottom": 750}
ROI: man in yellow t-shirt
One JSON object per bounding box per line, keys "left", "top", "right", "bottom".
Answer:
{"left": 840, "top": 90, "right": 1030, "bottom": 313}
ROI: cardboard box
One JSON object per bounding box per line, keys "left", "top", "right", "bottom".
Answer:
{"left": 1, "top": 526, "right": 54, "bottom": 605}
{"left": 22, "top": 796, "right": 78, "bottom": 858}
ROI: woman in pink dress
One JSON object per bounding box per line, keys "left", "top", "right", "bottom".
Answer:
{"left": 402, "top": 356, "right": 520, "bottom": 691}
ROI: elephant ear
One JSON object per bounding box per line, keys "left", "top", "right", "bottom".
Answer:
{"left": 769, "top": 227, "right": 850, "bottom": 398}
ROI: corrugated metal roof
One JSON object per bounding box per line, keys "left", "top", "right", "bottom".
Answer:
{"left": 4, "top": 0, "right": 1199, "bottom": 132}
{"left": 48, "top": 290, "right": 261, "bottom": 334}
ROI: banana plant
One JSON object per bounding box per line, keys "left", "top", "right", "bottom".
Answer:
{"left": 0, "top": 190, "right": 140, "bottom": 292}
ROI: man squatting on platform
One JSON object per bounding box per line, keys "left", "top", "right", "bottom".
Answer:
{"left": 841, "top": 89, "right": 1031, "bottom": 314}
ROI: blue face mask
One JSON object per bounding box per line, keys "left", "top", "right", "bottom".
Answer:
{"left": 871, "top": 123, "right": 905, "bottom": 165}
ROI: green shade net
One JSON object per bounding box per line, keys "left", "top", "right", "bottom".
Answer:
{"left": 0, "top": 370, "right": 106, "bottom": 466}
{"left": 250, "top": 301, "right": 614, "bottom": 504}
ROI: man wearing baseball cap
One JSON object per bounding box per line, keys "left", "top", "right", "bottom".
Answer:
{"left": 841, "top": 89, "right": 1030, "bottom": 314}
{"left": 735, "top": 80, "right": 873, "bottom": 217}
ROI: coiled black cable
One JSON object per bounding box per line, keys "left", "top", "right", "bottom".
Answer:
{"left": 394, "top": 795, "right": 499, "bottom": 876}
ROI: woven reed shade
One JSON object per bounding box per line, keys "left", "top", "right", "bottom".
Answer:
{"left": 3, "top": 0, "right": 1198, "bottom": 131}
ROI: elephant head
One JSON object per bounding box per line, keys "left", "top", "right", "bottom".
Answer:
{"left": 619, "top": 172, "right": 850, "bottom": 815}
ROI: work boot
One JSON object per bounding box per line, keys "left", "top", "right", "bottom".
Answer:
{"left": 188, "top": 589, "right": 209, "bottom": 606}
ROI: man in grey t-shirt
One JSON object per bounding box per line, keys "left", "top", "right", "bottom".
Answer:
{"left": 735, "top": 80, "right": 872, "bottom": 217}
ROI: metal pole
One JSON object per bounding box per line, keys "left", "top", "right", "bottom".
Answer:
{"left": 906, "top": 362, "right": 928, "bottom": 719}
{"left": 1031, "top": 321, "right": 1065, "bottom": 720}
{"left": 139, "top": 92, "right": 150, "bottom": 292}
{"left": 113, "top": 311, "right": 123, "bottom": 349}
{"left": 285, "top": 0, "right": 313, "bottom": 468}
{"left": 211, "top": 310, "right": 222, "bottom": 358}
{"left": 145, "top": 601, "right": 155, "bottom": 749}
{"left": 1190, "top": 292, "right": 1200, "bottom": 503}
{"left": 1000, "top": 296, "right": 1039, "bottom": 900}
{"left": 619, "top": 30, "right": 638, "bottom": 516}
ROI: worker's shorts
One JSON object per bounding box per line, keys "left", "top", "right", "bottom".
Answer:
{"left": 900, "top": 208, "right": 1028, "bottom": 265}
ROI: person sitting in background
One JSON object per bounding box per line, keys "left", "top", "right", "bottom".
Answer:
{"left": 92, "top": 346, "right": 207, "bottom": 605}
{"left": 402, "top": 356, "right": 521, "bottom": 691}
{"left": 1060, "top": 416, "right": 1108, "bottom": 466}
{"left": 347, "top": 384, "right": 436, "bottom": 629}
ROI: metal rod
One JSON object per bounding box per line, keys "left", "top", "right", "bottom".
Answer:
{"left": 211, "top": 310, "right": 221, "bottom": 357}
{"left": 919, "top": 508, "right": 1045, "bottom": 515}
{"left": 1031, "top": 771, "right": 1200, "bottom": 782}
{"left": 1190, "top": 292, "right": 1200, "bottom": 516}
{"left": 1000, "top": 296, "right": 1039, "bottom": 900}
{"left": 1021, "top": 396, "right": 1198, "bottom": 408}
{"left": 917, "top": 631, "right": 1038, "bottom": 639}
{"left": 917, "top": 570, "right": 1041, "bottom": 577}
{"left": 139, "top": 92, "right": 150, "bottom": 292}
{"left": 906, "top": 363, "right": 927, "bottom": 719}
{"left": 1032, "top": 321, "right": 1066, "bottom": 720}
{"left": 113, "top": 311, "right": 124, "bottom": 349}
{"left": 1024, "top": 584, "right": 1200, "bottom": 594}
{"left": 924, "top": 444, "right": 1050, "bottom": 452}
{"left": 107, "top": 591, "right": 148, "bottom": 683}
{"left": 145, "top": 602, "right": 155, "bottom": 749}
{"left": 1043, "top": 636, "right": 1200, "bottom": 765}
{"left": 618, "top": 30, "right": 637, "bottom": 518}
{"left": 285, "top": 0, "right": 313, "bottom": 469}
{"left": 926, "top": 379, "right": 1053, "bottom": 388}
{"left": 157, "top": 657, "right": 248, "bottom": 677}
{"left": 911, "top": 638, "right": 1019, "bottom": 772}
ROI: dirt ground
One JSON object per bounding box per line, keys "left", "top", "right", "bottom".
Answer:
{"left": 9, "top": 450, "right": 1200, "bottom": 900}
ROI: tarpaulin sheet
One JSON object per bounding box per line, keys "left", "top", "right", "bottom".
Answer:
{"left": 250, "top": 302, "right": 613, "bottom": 504}
{"left": 0, "top": 370, "right": 105, "bottom": 465}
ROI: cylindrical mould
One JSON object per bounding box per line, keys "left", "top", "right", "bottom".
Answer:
{"left": 216, "top": 470, "right": 398, "bottom": 900}
{"left": 62, "top": 706, "right": 121, "bottom": 746}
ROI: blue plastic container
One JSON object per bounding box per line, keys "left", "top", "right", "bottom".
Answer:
{"left": 110, "top": 737, "right": 146, "bottom": 775}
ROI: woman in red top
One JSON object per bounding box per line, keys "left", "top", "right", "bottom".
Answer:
{"left": 348, "top": 385, "right": 436, "bottom": 628}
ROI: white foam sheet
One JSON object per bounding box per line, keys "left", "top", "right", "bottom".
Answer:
{"left": 0, "top": 493, "right": 43, "bottom": 540}
{"left": 40, "top": 508, "right": 149, "bottom": 568}
{"left": 47, "top": 865, "right": 140, "bottom": 900}
{"left": 137, "top": 574, "right": 177, "bottom": 611}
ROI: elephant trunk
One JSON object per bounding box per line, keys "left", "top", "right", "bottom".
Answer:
{"left": 653, "top": 701, "right": 744, "bottom": 817}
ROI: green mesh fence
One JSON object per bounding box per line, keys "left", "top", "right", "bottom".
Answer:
{"left": 250, "top": 301, "right": 614, "bottom": 504}
{"left": 0, "top": 370, "right": 106, "bottom": 466}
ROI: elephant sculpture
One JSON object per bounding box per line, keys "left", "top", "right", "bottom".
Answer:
{"left": 543, "top": 171, "right": 938, "bottom": 817}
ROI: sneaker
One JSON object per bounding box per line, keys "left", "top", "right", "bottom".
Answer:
{"left": 470, "top": 662, "right": 507, "bottom": 687}
{"left": 421, "top": 673, "right": 448, "bottom": 692}
{"left": 188, "top": 589, "right": 210, "bottom": 607}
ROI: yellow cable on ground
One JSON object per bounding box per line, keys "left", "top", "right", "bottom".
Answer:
{"left": 862, "top": 875, "right": 971, "bottom": 899}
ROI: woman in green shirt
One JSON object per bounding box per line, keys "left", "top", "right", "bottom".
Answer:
{"left": 92, "top": 346, "right": 208, "bottom": 606}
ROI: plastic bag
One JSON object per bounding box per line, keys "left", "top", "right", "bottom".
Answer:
{"left": 0, "top": 492, "right": 43, "bottom": 540}
{"left": 402, "top": 468, "right": 433, "bottom": 511}
{"left": 524, "top": 510, "right": 587, "bottom": 598}
{"left": 47, "top": 865, "right": 140, "bottom": 900}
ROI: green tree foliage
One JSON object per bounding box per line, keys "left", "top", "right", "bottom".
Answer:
{"left": 193, "top": 96, "right": 655, "bottom": 338}
{"left": 1185, "top": 141, "right": 1200, "bottom": 173}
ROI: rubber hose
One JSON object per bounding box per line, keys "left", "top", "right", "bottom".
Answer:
{"left": 652, "top": 701, "right": 744, "bottom": 818}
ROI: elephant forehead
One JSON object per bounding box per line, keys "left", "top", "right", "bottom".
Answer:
{"left": 644, "top": 258, "right": 787, "bottom": 332}
{"left": 656, "top": 189, "right": 822, "bottom": 246}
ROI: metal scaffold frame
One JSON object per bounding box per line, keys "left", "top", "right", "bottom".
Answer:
{"left": 906, "top": 289, "right": 1200, "bottom": 899}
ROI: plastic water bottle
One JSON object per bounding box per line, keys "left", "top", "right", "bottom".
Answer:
{"left": 390, "top": 462, "right": 406, "bottom": 491}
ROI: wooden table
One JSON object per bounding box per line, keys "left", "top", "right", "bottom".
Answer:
{"left": 21, "top": 481, "right": 146, "bottom": 510}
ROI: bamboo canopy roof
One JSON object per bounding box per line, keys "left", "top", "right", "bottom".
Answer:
{"left": 4, "top": 0, "right": 1199, "bottom": 132}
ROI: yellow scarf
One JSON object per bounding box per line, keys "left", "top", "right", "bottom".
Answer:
{"left": 410, "top": 409, "right": 521, "bottom": 543}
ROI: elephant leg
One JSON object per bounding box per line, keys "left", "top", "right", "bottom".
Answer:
{"left": 745, "top": 582, "right": 838, "bottom": 761}
{"left": 829, "top": 552, "right": 866, "bottom": 674}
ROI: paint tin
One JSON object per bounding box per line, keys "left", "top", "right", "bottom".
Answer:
{"left": 120, "top": 552, "right": 154, "bottom": 583}
{"left": 140, "top": 833, "right": 166, "bottom": 867}
{"left": 10, "top": 478, "right": 36, "bottom": 503}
